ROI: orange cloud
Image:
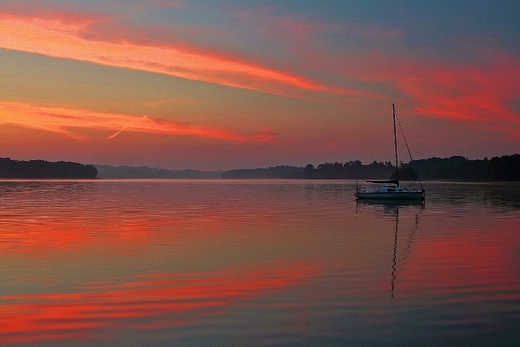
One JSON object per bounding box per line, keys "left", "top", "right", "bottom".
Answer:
{"left": 0, "top": 101, "right": 278, "bottom": 143}
{"left": 0, "top": 11, "right": 376, "bottom": 101}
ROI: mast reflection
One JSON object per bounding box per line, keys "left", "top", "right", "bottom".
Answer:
{"left": 356, "top": 199, "right": 423, "bottom": 297}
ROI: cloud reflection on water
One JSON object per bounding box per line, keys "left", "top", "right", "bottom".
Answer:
{"left": 1, "top": 261, "right": 317, "bottom": 345}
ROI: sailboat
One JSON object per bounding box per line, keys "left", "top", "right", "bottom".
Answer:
{"left": 355, "top": 104, "right": 425, "bottom": 200}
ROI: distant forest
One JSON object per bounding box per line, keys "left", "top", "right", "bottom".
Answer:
{"left": 95, "top": 165, "right": 222, "bottom": 178}
{"left": 222, "top": 154, "right": 520, "bottom": 181}
{"left": 401, "top": 154, "right": 520, "bottom": 181}
{"left": 2, "top": 154, "right": 518, "bottom": 181}
{"left": 0, "top": 158, "right": 98, "bottom": 179}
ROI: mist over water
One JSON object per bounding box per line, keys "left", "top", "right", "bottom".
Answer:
{"left": 0, "top": 180, "right": 519, "bottom": 346}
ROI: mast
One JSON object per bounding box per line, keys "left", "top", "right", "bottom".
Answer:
{"left": 392, "top": 104, "right": 399, "bottom": 186}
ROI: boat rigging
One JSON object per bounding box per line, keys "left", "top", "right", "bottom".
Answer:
{"left": 355, "top": 104, "right": 425, "bottom": 200}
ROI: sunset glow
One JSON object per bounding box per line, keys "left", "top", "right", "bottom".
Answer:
{"left": 1, "top": 1, "right": 519, "bottom": 169}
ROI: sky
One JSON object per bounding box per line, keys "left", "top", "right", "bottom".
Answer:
{"left": 0, "top": 0, "right": 519, "bottom": 170}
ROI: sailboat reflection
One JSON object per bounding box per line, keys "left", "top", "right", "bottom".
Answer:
{"left": 356, "top": 199, "right": 423, "bottom": 297}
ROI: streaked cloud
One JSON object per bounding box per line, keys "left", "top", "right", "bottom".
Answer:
{"left": 0, "top": 7, "right": 376, "bottom": 101}
{"left": 0, "top": 101, "right": 279, "bottom": 144}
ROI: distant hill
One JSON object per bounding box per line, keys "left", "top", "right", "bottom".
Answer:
{"left": 221, "top": 154, "right": 520, "bottom": 181}
{"left": 95, "top": 165, "right": 222, "bottom": 179}
{"left": 221, "top": 166, "right": 303, "bottom": 179}
{"left": 0, "top": 158, "right": 97, "bottom": 179}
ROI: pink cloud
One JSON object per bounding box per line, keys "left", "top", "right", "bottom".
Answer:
{"left": 347, "top": 50, "right": 520, "bottom": 135}
{"left": 0, "top": 3, "right": 110, "bottom": 34}
{"left": 153, "top": 0, "right": 185, "bottom": 9}
{"left": 230, "top": 6, "right": 402, "bottom": 45}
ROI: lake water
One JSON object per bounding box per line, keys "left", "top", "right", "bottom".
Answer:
{"left": 0, "top": 179, "right": 519, "bottom": 346}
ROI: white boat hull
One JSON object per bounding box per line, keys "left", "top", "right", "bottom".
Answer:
{"left": 355, "top": 191, "right": 424, "bottom": 200}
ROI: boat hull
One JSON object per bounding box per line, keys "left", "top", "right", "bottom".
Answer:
{"left": 355, "top": 191, "right": 425, "bottom": 200}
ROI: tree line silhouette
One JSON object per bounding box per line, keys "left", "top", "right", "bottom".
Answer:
{"left": 221, "top": 154, "right": 520, "bottom": 181}
{"left": 2, "top": 154, "right": 517, "bottom": 181}
{"left": 0, "top": 158, "right": 98, "bottom": 179}
{"left": 400, "top": 154, "right": 520, "bottom": 181}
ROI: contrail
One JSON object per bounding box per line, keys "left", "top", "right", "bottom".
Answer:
{"left": 107, "top": 126, "right": 128, "bottom": 139}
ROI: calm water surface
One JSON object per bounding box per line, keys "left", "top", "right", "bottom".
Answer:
{"left": 0, "top": 179, "right": 519, "bottom": 346}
